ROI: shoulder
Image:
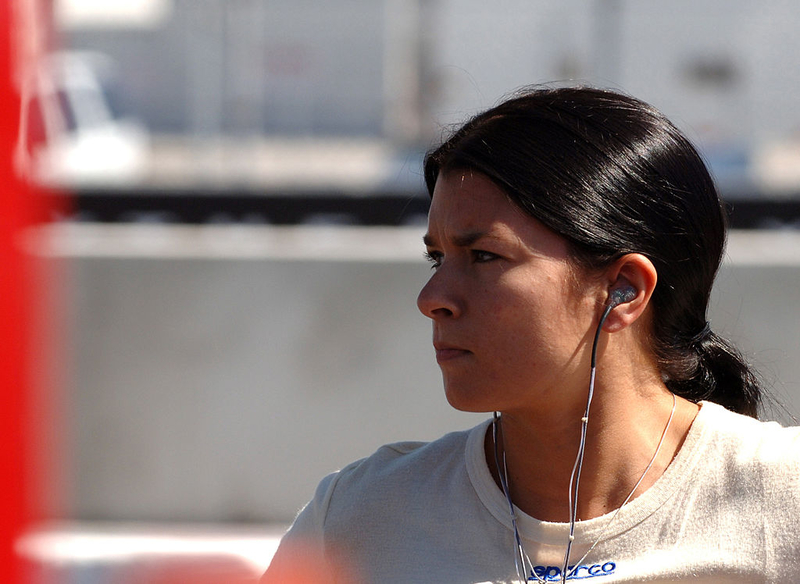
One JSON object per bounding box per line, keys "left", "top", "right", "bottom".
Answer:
{"left": 295, "top": 421, "right": 487, "bottom": 523}
{"left": 693, "top": 401, "right": 800, "bottom": 504}
{"left": 281, "top": 422, "right": 487, "bottom": 565}
{"left": 329, "top": 422, "right": 484, "bottom": 499}
{"left": 697, "top": 401, "right": 800, "bottom": 462}
{"left": 265, "top": 422, "right": 491, "bottom": 581}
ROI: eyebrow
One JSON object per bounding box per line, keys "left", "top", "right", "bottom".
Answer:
{"left": 422, "top": 231, "right": 494, "bottom": 248}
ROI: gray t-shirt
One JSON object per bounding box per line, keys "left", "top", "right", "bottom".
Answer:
{"left": 264, "top": 401, "right": 800, "bottom": 583}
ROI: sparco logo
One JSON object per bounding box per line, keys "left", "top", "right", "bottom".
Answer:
{"left": 531, "top": 561, "right": 616, "bottom": 581}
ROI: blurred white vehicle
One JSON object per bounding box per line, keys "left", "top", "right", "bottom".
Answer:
{"left": 19, "top": 51, "right": 149, "bottom": 188}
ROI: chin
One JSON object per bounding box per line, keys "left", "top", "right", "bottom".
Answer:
{"left": 443, "top": 382, "right": 495, "bottom": 413}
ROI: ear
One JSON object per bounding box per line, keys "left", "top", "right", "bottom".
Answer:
{"left": 602, "top": 253, "right": 657, "bottom": 333}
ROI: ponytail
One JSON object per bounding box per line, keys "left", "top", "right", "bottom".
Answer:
{"left": 660, "top": 328, "right": 761, "bottom": 417}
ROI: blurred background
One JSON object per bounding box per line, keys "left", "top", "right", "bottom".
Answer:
{"left": 9, "top": 0, "right": 800, "bottom": 581}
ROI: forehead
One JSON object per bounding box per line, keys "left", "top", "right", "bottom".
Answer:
{"left": 425, "top": 170, "right": 571, "bottom": 260}
{"left": 427, "top": 170, "right": 520, "bottom": 232}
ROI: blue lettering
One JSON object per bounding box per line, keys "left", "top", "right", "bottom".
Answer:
{"left": 531, "top": 561, "right": 616, "bottom": 581}
{"left": 545, "top": 566, "right": 561, "bottom": 579}
{"left": 571, "top": 565, "right": 589, "bottom": 578}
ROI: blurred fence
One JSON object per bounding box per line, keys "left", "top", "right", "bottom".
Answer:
{"left": 28, "top": 223, "right": 800, "bottom": 525}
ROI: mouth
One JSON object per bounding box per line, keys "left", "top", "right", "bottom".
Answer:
{"left": 433, "top": 343, "right": 471, "bottom": 363}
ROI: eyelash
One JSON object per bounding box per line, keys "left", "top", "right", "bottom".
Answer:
{"left": 423, "top": 250, "right": 498, "bottom": 269}
{"left": 424, "top": 250, "right": 442, "bottom": 269}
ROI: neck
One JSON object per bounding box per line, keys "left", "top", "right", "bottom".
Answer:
{"left": 487, "top": 382, "right": 698, "bottom": 523}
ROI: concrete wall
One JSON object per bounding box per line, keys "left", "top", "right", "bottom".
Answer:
{"left": 34, "top": 225, "right": 800, "bottom": 523}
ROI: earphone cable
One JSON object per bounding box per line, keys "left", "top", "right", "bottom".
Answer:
{"left": 493, "top": 412, "right": 543, "bottom": 584}
{"left": 562, "top": 302, "right": 614, "bottom": 581}
{"left": 566, "top": 393, "right": 676, "bottom": 575}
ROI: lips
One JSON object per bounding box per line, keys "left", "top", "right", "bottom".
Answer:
{"left": 433, "top": 342, "right": 471, "bottom": 362}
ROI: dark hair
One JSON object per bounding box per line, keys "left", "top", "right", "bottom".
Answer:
{"left": 424, "top": 86, "right": 761, "bottom": 417}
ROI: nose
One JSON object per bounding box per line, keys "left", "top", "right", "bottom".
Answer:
{"left": 417, "top": 270, "right": 459, "bottom": 319}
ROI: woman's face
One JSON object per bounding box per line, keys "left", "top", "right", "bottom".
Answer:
{"left": 417, "top": 170, "right": 600, "bottom": 415}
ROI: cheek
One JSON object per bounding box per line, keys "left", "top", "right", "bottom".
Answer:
{"left": 490, "top": 287, "right": 587, "bottom": 359}
{"left": 485, "top": 298, "right": 550, "bottom": 357}
{"left": 478, "top": 265, "right": 589, "bottom": 345}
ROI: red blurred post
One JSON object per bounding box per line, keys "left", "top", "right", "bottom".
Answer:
{"left": 0, "top": 8, "right": 30, "bottom": 580}
{"left": 1, "top": 0, "right": 59, "bottom": 580}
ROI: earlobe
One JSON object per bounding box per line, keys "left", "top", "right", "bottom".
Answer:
{"left": 602, "top": 254, "right": 657, "bottom": 333}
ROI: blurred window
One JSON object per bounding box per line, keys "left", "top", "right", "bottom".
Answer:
{"left": 55, "top": 90, "right": 78, "bottom": 133}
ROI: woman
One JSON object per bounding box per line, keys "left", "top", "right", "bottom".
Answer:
{"left": 263, "top": 87, "right": 800, "bottom": 583}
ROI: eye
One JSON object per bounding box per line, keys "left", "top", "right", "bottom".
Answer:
{"left": 424, "top": 250, "right": 443, "bottom": 269}
{"left": 472, "top": 250, "right": 499, "bottom": 263}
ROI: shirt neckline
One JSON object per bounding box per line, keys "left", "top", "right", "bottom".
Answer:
{"left": 465, "top": 401, "right": 716, "bottom": 545}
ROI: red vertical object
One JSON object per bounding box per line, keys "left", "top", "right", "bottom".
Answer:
{"left": 0, "top": 4, "right": 30, "bottom": 579}
{"left": 1, "top": 0, "right": 59, "bottom": 580}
